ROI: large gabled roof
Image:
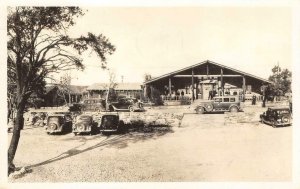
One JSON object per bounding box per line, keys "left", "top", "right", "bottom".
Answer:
{"left": 144, "top": 60, "right": 271, "bottom": 84}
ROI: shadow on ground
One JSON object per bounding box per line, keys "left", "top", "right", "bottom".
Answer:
{"left": 27, "top": 126, "right": 173, "bottom": 170}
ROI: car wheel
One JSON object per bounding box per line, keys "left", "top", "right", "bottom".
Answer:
{"left": 196, "top": 107, "right": 205, "bottom": 114}
{"left": 205, "top": 104, "right": 213, "bottom": 112}
{"left": 129, "top": 106, "right": 134, "bottom": 112}
{"left": 230, "top": 106, "right": 238, "bottom": 113}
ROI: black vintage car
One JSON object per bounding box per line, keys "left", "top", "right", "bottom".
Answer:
{"left": 260, "top": 107, "right": 292, "bottom": 127}
{"left": 46, "top": 114, "right": 73, "bottom": 134}
{"left": 108, "top": 98, "right": 143, "bottom": 112}
{"left": 78, "top": 98, "right": 106, "bottom": 112}
{"left": 99, "top": 113, "right": 126, "bottom": 134}
{"left": 73, "top": 115, "right": 98, "bottom": 135}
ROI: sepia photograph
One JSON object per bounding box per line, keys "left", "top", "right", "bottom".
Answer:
{"left": 1, "top": 1, "right": 300, "bottom": 188}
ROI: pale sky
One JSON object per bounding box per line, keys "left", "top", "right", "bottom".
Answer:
{"left": 64, "top": 7, "right": 292, "bottom": 85}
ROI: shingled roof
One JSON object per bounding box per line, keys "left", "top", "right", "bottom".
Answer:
{"left": 87, "top": 83, "right": 142, "bottom": 91}
{"left": 45, "top": 85, "right": 88, "bottom": 94}
{"left": 144, "top": 60, "right": 271, "bottom": 84}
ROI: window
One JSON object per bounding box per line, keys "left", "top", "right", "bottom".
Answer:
{"left": 223, "top": 98, "right": 229, "bottom": 102}
{"left": 230, "top": 98, "right": 235, "bottom": 102}
{"left": 214, "top": 98, "right": 222, "bottom": 102}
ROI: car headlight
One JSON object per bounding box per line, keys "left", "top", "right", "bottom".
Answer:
{"left": 49, "top": 123, "right": 57, "bottom": 130}
{"left": 277, "top": 119, "right": 281, "bottom": 122}
{"left": 282, "top": 117, "right": 289, "bottom": 123}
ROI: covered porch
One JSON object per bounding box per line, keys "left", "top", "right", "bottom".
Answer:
{"left": 144, "top": 60, "right": 271, "bottom": 104}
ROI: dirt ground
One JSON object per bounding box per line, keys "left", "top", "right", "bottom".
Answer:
{"left": 8, "top": 102, "right": 292, "bottom": 182}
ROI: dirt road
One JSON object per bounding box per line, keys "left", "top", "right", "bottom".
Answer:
{"left": 8, "top": 105, "right": 292, "bottom": 182}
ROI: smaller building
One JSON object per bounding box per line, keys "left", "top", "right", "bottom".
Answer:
{"left": 87, "top": 83, "right": 143, "bottom": 99}
{"left": 44, "top": 84, "right": 88, "bottom": 107}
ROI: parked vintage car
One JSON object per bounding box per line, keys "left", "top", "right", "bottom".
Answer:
{"left": 194, "top": 95, "right": 242, "bottom": 114}
{"left": 260, "top": 107, "right": 292, "bottom": 127}
{"left": 73, "top": 115, "right": 98, "bottom": 135}
{"left": 99, "top": 113, "right": 126, "bottom": 133}
{"left": 79, "top": 98, "right": 106, "bottom": 112}
{"left": 46, "top": 114, "right": 72, "bottom": 134}
{"left": 108, "top": 98, "right": 143, "bottom": 112}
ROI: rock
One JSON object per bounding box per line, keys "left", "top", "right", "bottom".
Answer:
{"left": 9, "top": 167, "right": 29, "bottom": 179}
{"left": 155, "top": 118, "right": 167, "bottom": 125}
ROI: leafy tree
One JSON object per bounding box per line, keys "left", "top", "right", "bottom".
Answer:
{"left": 262, "top": 65, "right": 292, "bottom": 107}
{"left": 144, "top": 73, "right": 152, "bottom": 82}
{"left": 7, "top": 7, "right": 115, "bottom": 174}
{"left": 268, "top": 65, "right": 292, "bottom": 96}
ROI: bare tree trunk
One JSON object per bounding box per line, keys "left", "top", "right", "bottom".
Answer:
{"left": 8, "top": 99, "right": 25, "bottom": 175}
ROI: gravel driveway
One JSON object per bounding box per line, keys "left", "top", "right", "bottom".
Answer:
{"left": 8, "top": 104, "right": 292, "bottom": 182}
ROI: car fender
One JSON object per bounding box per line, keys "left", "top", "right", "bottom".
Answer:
{"left": 195, "top": 105, "right": 205, "bottom": 111}
{"left": 229, "top": 105, "right": 239, "bottom": 110}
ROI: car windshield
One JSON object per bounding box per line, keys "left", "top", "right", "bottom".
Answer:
{"left": 101, "top": 115, "right": 119, "bottom": 127}
{"left": 48, "top": 116, "right": 63, "bottom": 123}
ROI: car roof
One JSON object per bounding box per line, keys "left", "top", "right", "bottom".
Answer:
{"left": 78, "top": 115, "right": 92, "bottom": 118}
{"left": 84, "top": 98, "right": 104, "bottom": 101}
{"left": 268, "top": 107, "right": 290, "bottom": 110}
{"left": 214, "top": 96, "right": 238, "bottom": 98}
{"left": 48, "top": 114, "right": 65, "bottom": 117}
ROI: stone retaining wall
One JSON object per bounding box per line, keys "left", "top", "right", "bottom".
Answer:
{"left": 85, "top": 112, "right": 184, "bottom": 127}
{"left": 224, "top": 112, "right": 261, "bottom": 126}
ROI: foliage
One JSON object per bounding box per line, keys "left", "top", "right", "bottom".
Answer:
{"left": 7, "top": 6, "right": 115, "bottom": 174}
{"left": 268, "top": 65, "right": 292, "bottom": 96}
{"left": 145, "top": 86, "right": 163, "bottom": 105}
{"left": 144, "top": 73, "right": 152, "bottom": 82}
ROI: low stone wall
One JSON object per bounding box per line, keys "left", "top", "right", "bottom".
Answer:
{"left": 119, "top": 112, "right": 184, "bottom": 127}
{"left": 84, "top": 112, "right": 184, "bottom": 127}
{"left": 224, "top": 112, "right": 261, "bottom": 126}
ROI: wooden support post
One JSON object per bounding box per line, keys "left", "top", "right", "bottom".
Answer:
{"left": 206, "top": 64, "right": 209, "bottom": 77}
{"left": 243, "top": 76, "right": 246, "bottom": 102}
{"left": 69, "top": 93, "right": 71, "bottom": 104}
{"left": 221, "top": 68, "right": 224, "bottom": 95}
{"left": 192, "top": 68, "right": 194, "bottom": 101}
{"left": 169, "top": 77, "right": 172, "bottom": 96}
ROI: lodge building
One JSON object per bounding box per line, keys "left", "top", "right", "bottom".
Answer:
{"left": 143, "top": 60, "right": 271, "bottom": 102}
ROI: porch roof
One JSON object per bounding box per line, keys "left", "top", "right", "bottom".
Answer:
{"left": 144, "top": 60, "right": 271, "bottom": 85}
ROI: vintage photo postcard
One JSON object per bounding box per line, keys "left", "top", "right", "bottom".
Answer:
{"left": 1, "top": 0, "right": 300, "bottom": 189}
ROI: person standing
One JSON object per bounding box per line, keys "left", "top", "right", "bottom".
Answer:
{"left": 252, "top": 95, "right": 257, "bottom": 105}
